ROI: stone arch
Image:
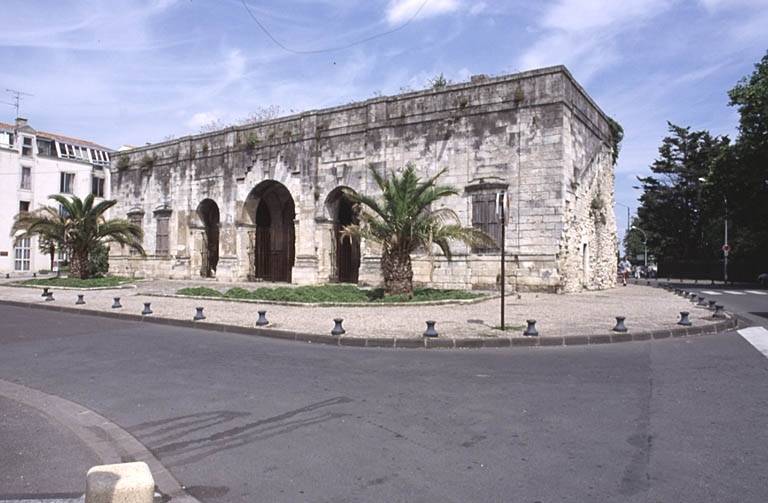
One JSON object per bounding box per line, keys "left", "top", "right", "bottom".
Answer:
{"left": 244, "top": 180, "right": 295, "bottom": 282}
{"left": 196, "top": 199, "right": 220, "bottom": 277}
{"left": 325, "top": 187, "right": 360, "bottom": 283}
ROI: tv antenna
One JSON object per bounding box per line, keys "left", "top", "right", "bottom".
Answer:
{"left": 3, "top": 88, "right": 34, "bottom": 118}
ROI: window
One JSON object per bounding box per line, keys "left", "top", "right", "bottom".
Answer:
{"left": 156, "top": 215, "right": 170, "bottom": 256}
{"left": 14, "top": 237, "right": 31, "bottom": 271}
{"left": 36, "top": 139, "right": 53, "bottom": 156}
{"left": 91, "top": 175, "right": 105, "bottom": 197}
{"left": 60, "top": 172, "right": 75, "bottom": 193}
{"left": 19, "top": 201, "right": 30, "bottom": 213}
{"left": 128, "top": 213, "right": 143, "bottom": 255}
{"left": 21, "top": 136, "right": 33, "bottom": 157}
{"left": 471, "top": 192, "right": 502, "bottom": 253}
{"left": 20, "top": 166, "right": 31, "bottom": 190}
{"left": 0, "top": 131, "right": 13, "bottom": 148}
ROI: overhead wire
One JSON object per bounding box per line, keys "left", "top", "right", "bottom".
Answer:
{"left": 239, "top": 0, "right": 430, "bottom": 54}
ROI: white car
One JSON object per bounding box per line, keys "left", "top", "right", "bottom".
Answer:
{"left": 759, "top": 273, "right": 768, "bottom": 286}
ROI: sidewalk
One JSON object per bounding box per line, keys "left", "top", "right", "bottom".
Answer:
{"left": 0, "top": 396, "right": 96, "bottom": 501}
{"left": 0, "top": 281, "right": 724, "bottom": 340}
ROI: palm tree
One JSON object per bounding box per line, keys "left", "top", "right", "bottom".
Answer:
{"left": 342, "top": 165, "right": 495, "bottom": 296}
{"left": 11, "top": 194, "right": 145, "bottom": 279}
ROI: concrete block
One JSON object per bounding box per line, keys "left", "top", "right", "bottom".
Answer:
{"left": 86, "top": 462, "right": 155, "bottom": 503}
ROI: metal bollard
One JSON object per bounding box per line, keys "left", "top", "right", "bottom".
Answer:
{"left": 331, "top": 318, "right": 345, "bottom": 336}
{"left": 523, "top": 319, "right": 539, "bottom": 337}
{"left": 193, "top": 307, "right": 206, "bottom": 321}
{"left": 76, "top": 294, "right": 85, "bottom": 305}
{"left": 33, "top": 272, "right": 37, "bottom": 278}
{"left": 256, "top": 310, "right": 268, "bottom": 326}
{"left": 141, "top": 302, "right": 152, "bottom": 315}
{"left": 707, "top": 300, "right": 716, "bottom": 310}
{"left": 613, "top": 316, "right": 628, "bottom": 332}
{"left": 697, "top": 296, "right": 707, "bottom": 306}
{"left": 713, "top": 304, "right": 725, "bottom": 319}
{"left": 678, "top": 311, "right": 692, "bottom": 326}
{"left": 112, "top": 297, "right": 122, "bottom": 309}
{"left": 41, "top": 287, "right": 49, "bottom": 297}
{"left": 646, "top": 280, "right": 651, "bottom": 286}
{"left": 689, "top": 293, "right": 698, "bottom": 302}
{"left": 423, "top": 320, "right": 438, "bottom": 337}
{"left": 45, "top": 291, "right": 55, "bottom": 302}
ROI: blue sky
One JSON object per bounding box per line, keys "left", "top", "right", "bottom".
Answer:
{"left": 2, "top": 0, "right": 767, "bottom": 241}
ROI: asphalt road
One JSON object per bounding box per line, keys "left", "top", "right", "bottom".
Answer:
{"left": 0, "top": 304, "right": 767, "bottom": 503}
{"left": 681, "top": 285, "right": 768, "bottom": 327}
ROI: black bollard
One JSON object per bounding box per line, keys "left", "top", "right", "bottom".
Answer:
{"left": 689, "top": 293, "right": 698, "bottom": 302}
{"left": 423, "top": 320, "right": 438, "bottom": 337}
{"left": 45, "top": 291, "right": 54, "bottom": 302}
{"left": 678, "top": 311, "right": 692, "bottom": 326}
{"left": 713, "top": 305, "right": 725, "bottom": 319}
{"left": 33, "top": 272, "right": 37, "bottom": 278}
{"left": 112, "top": 297, "right": 122, "bottom": 309}
{"left": 41, "top": 287, "right": 49, "bottom": 297}
{"left": 646, "top": 280, "right": 651, "bottom": 286}
{"left": 613, "top": 316, "right": 628, "bottom": 332}
{"left": 256, "top": 310, "right": 268, "bottom": 326}
{"left": 331, "top": 318, "right": 345, "bottom": 336}
{"left": 523, "top": 319, "right": 539, "bottom": 337}
{"left": 697, "top": 296, "right": 707, "bottom": 306}
{"left": 707, "top": 300, "right": 716, "bottom": 310}
{"left": 193, "top": 307, "right": 206, "bottom": 321}
{"left": 141, "top": 302, "right": 153, "bottom": 315}
{"left": 75, "top": 294, "right": 85, "bottom": 305}
{"left": 5, "top": 273, "right": 8, "bottom": 279}
{"left": 674, "top": 288, "right": 681, "bottom": 295}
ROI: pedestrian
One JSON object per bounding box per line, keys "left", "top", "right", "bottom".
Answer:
{"left": 618, "top": 256, "right": 632, "bottom": 286}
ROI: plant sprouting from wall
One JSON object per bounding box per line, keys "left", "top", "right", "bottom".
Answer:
{"left": 607, "top": 117, "right": 624, "bottom": 166}
{"left": 139, "top": 154, "right": 156, "bottom": 170}
{"left": 428, "top": 73, "right": 450, "bottom": 90}
{"left": 116, "top": 156, "right": 130, "bottom": 171}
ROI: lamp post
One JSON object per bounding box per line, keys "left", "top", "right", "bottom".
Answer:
{"left": 615, "top": 202, "right": 631, "bottom": 256}
{"left": 699, "top": 177, "right": 729, "bottom": 284}
{"left": 630, "top": 226, "right": 648, "bottom": 268}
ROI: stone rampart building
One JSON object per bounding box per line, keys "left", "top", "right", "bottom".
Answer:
{"left": 109, "top": 65, "right": 617, "bottom": 292}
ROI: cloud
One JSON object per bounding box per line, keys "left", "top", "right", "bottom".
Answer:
{"left": 385, "top": 0, "right": 461, "bottom": 25}
{"left": 518, "top": 0, "right": 675, "bottom": 82}
{"left": 698, "top": 0, "right": 768, "bottom": 11}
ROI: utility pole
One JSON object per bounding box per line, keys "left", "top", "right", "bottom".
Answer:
{"left": 3, "top": 88, "right": 33, "bottom": 118}
{"left": 497, "top": 191, "right": 507, "bottom": 331}
{"left": 723, "top": 196, "right": 729, "bottom": 284}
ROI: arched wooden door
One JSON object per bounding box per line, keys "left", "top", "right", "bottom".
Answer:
{"left": 196, "top": 199, "right": 220, "bottom": 277}
{"left": 249, "top": 181, "right": 295, "bottom": 282}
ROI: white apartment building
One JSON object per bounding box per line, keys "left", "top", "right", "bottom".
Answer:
{"left": 0, "top": 118, "right": 112, "bottom": 275}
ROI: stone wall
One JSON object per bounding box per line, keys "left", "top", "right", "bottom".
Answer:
{"left": 109, "top": 65, "right": 617, "bottom": 292}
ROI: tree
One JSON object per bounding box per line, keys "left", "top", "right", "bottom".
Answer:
{"left": 342, "top": 165, "right": 494, "bottom": 296}
{"left": 635, "top": 123, "right": 729, "bottom": 263}
{"left": 11, "top": 195, "right": 145, "bottom": 279}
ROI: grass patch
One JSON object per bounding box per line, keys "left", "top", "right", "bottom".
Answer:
{"left": 19, "top": 276, "right": 134, "bottom": 288}
{"left": 176, "top": 284, "right": 484, "bottom": 304}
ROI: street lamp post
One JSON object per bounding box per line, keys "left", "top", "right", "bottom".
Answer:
{"left": 630, "top": 226, "right": 648, "bottom": 268}
{"left": 615, "top": 202, "right": 631, "bottom": 256}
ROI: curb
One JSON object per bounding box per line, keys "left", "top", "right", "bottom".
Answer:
{"left": 143, "top": 291, "right": 498, "bottom": 308}
{"left": 0, "top": 299, "right": 737, "bottom": 350}
{"left": 0, "top": 378, "right": 200, "bottom": 503}
{"left": 7, "top": 283, "right": 138, "bottom": 291}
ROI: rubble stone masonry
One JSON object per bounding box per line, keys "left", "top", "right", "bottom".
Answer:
{"left": 109, "top": 65, "right": 617, "bottom": 292}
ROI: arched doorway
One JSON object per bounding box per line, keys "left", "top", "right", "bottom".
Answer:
{"left": 326, "top": 187, "right": 360, "bottom": 283}
{"left": 196, "top": 199, "right": 220, "bottom": 277}
{"left": 245, "top": 181, "right": 295, "bottom": 282}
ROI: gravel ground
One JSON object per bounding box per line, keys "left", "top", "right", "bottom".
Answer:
{"left": 0, "top": 281, "right": 720, "bottom": 339}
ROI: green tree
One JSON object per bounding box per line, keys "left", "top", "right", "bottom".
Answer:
{"left": 12, "top": 194, "right": 144, "bottom": 279}
{"left": 342, "top": 165, "right": 494, "bottom": 296}
{"left": 635, "top": 123, "right": 729, "bottom": 262}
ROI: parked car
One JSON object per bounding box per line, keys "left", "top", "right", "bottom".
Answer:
{"left": 758, "top": 272, "right": 768, "bottom": 287}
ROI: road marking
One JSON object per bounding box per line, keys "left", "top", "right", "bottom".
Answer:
{"left": 700, "top": 290, "right": 722, "bottom": 296}
{"left": 723, "top": 290, "right": 746, "bottom": 295}
{"left": 738, "top": 327, "right": 768, "bottom": 359}
{"left": 745, "top": 290, "right": 767, "bottom": 296}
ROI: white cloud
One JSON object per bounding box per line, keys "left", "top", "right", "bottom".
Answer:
{"left": 699, "top": 0, "right": 768, "bottom": 11}
{"left": 186, "top": 112, "right": 221, "bottom": 129}
{"left": 385, "top": 0, "right": 461, "bottom": 25}
{"left": 518, "top": 0, "right": 675, "bottom": 82}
